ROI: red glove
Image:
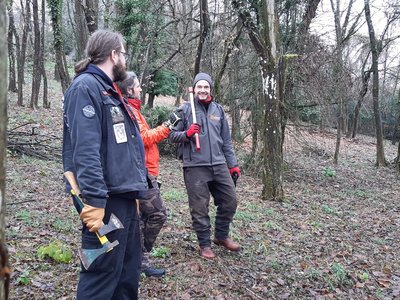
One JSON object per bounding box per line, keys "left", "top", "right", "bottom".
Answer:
{"left": 186, "top": 123, "right": 201, "bottom": 138}
{"left": 229, "top": 166, "right": 241, "bottom": 177}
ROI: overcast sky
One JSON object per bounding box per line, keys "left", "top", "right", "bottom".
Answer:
{"left": 310, "top": 0, "right": 397, "bottom": 44}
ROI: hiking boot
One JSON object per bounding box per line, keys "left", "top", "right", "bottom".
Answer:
{"left": 213, "top": 238, "right": 241, "bottom": 252}
{"left": 143, "top": 267, "right": 166, "bottom": 278}
{"left": 199, "top": 247, "right": 216, "bottom": 260}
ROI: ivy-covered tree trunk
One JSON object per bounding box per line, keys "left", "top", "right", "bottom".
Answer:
{"left": 48, "top": 0, "right": 70, "bottom": 93}
{"left": 0, "top": 0, "right": 10, "bottom": 297}
{"left": 233, "top": 0, "right": 284, "bottom": 201}
{"left": 84, "top": 0, "right": 99, "bottom": 34}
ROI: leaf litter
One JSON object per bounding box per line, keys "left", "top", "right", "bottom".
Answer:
{"left": 6, "top": 94, "right": 400, "bottom": 299}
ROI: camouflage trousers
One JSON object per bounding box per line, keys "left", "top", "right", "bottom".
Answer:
{"left": 139, "top": 174, "right": 167, "bottom": 270}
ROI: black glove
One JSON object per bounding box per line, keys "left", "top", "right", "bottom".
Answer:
{"left": 163, "top": 112, "right": 182, "bottom": 129}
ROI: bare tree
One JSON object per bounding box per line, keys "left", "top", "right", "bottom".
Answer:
{"left": 17, "top": 0, "right": 31, "bottom": 106}
{"left": 31, "top": 0, "right": 41, "bottom": 109}
{"left": 329, "top": 0, "right": 363, "bottom": 163}
{"left": 6, "top": 0, "right": 17, "bottom": 92}
{"left": 364, "top": 0, "right": 386, "bottom": 166}
{"left": 194, "top": 0, "right": 210, "bottom": 74}
{"left": 0, "top": 0, "right": 10, "bottom": 298}
{"left": 40, "top": 0, "right": 48, "bottom": 108}
{"left": 351, "top": 54, "right": 371, "bottom": 138}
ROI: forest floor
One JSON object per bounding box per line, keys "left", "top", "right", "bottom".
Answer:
{"left": 6, "top": 87, "right": 400, "bottom": 300}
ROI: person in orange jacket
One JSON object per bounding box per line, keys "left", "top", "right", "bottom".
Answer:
{"left": 115, "top": 71, "right": 179, "bottom": 277}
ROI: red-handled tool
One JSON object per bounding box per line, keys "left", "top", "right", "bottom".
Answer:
{"left": 188, "top": 87, "right": 201, "bottom": 151}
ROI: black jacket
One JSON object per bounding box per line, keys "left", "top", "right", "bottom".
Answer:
{"left": 63, "top": 64, "right": 148, "bottom": 208}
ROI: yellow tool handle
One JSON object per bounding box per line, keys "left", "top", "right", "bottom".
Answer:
{"left": 64, "top": 171, "right": 109, "bottom": 245}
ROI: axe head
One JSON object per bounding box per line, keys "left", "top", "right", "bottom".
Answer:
{"left": 231, "top": 172, "right": 239, "bottom": 187}
{"left": 79, "top": 240, "right": 119, "bottom": 270}
{"left": 97, "top": 213, "right": 124, "bottom": 237}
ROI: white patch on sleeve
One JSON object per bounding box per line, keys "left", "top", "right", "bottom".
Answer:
{"left": 82, "top": 105, "right": 96, "bottom": 118}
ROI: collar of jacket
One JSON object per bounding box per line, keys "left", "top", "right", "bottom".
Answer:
{"left": 77, "top": 63, "right": 114, "bottom": 87}
{"left": 127, "top": 98, "right": 141, "bottom": 110}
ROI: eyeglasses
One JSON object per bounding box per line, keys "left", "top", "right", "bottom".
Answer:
{"left": 119, "top": 51, "right": 130, "bottom": 61}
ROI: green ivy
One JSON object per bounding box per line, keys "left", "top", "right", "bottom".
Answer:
{"left": 37, "top": 241, "right": 73, "bottom": 264}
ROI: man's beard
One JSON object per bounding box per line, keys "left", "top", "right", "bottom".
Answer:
{"left": 112, "top": 60, "right": 127, "bottom": 82}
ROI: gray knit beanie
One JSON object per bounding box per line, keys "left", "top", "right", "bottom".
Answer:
{"left": 193, "top": 72, "right": 214, "bottom": 92}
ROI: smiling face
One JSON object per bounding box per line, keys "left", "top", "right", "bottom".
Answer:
{"left": 194, "top": 79, "right": 211, "bottom": 101}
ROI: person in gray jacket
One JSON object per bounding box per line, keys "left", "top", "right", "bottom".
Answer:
{"left": 169, "top": 72, "right": 241, "bottom": 259}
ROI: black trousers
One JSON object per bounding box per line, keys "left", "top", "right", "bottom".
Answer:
{"left": 183, "top": 164, "right": 237, "bottom": 248}
{"left": 77, "top": 192, "right": 141, "bottom": 300}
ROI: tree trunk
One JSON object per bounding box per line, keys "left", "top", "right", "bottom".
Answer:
{"left": 48, "top": 0, "right": 70, "bottom": 93}
{"left": 41, "top": 0, "right": 48, "bottom": 108}
{"left": 147, "top": 93, "right": 155, "bottom": 109}
{"left": 174, "top": 94, "right": 181, "bottom": 107}
{"left": 392, "top": 115, "right": 399, "bottom": 145}
{"left": 84, "top": 0, "right": 99, "bottom": 34}
{"left": 333, "top": 105, "right": 342, "bottom": 164}
{"left": 194, "top": 0, "right": 210, "bottom": 74}
{"left": 364, "top": 0, "right": 386, "bottom": 166}
{"left": 229, "top": 49, "right": 241, "bottom": 141}
{"left": 233, "top": 0, "right": 284, "bottom": 201}
{"left": 74, "top": 0, "right": 89, "bottom": 60}
{"left": 250, "top": 88, "right": 262, "bottom": 161}
{"left": 17, "top": 0, "right": 31, "bottom": 106}
{"left": 30, "top": 0, "right": 41, "bottom": 109}
{"left": 103, "top": 0, "right": 112, "bottom": 28}
{"left": 0, "top": 0, "right": 10, "bottom": 298}
{"left": 6, "top": 1, "right": 17, "bottom": 92}
{"left": 351, "top": 68, "right": 371, "bottom": 138}
{"left": 214, "top": 23, "right": 242, "bottom": 101}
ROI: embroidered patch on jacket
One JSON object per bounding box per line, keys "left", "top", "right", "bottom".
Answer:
{"left": 82, "top": 105, "right": 95, "bottom": 118}
{"left": 110, "top": 106, "right": 125, "bottom": 124}
{"left": 209, "top": 114, "right": 220, "bottom": 121}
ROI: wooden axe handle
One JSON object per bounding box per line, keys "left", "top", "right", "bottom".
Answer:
{"left": 64, "top": 171, "right": 108, "bottom": 244}
{"left": 188, "top": 87, "right": 200, "bottom": 151}
{"left": 64, "top": 171, "right": 81, "bottom": 195}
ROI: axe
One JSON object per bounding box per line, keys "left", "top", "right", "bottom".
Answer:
{"left": 188, "top": 87, "right": 201, "bottom": 151}
{"left": 64, "top": 171, "right": 123, "bottom": 270}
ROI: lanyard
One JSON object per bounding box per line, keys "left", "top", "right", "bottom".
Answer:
{"left": 112, "top": 83, "right": 137, "bottom": 123}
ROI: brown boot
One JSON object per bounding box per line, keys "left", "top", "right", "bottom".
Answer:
{"left": 199, "top": 247, "right": 216, "bottom": 260}
{"left": 213, "top": 238, "right": 241, "bottom": 252}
